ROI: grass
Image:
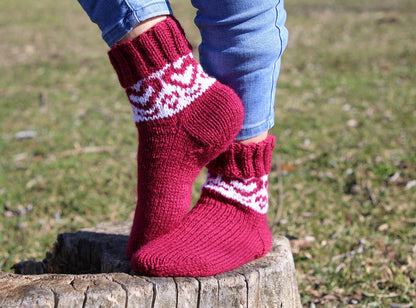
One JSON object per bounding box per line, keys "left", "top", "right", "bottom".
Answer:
{"left": 1, "top": 0, "right": 415, "bottom": 306}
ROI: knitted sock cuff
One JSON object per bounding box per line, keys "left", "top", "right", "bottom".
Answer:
{"left": 207, "top": 135, "right": 275, "bottom": 179}
{"left": 108, "top": 16, "right": 192, "bottom": 88}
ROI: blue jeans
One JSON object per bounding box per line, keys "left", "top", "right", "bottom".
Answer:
{"left": 77, "top": 0, "right": 288, "bottom": 140}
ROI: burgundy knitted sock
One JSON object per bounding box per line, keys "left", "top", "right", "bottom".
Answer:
{"left": 132, "top": 135, "right": 275, "bottom": 277}
{"left": 108, "top": 17, "right": 244, "bottom": 258}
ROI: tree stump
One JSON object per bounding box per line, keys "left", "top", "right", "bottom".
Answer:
{"left": 1, "top": 222, "right": 301, "bottom": 307}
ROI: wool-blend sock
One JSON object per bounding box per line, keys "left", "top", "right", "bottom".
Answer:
{"left": 108, "top": 17, "right": 244, "bottom": 258}
{"left": 132, "top": 135, "right": 275, "bottom": 277}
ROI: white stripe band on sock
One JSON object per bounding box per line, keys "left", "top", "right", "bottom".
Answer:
{"left": 203, "top": 173, "right": 269, "bottom": 214}
{"left": 127, "top": 53, "right": 216, "bottom": 122}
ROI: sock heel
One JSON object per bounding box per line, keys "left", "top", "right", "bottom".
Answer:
{"left": 183, "top": 82, "right": 244, "bottom": 151}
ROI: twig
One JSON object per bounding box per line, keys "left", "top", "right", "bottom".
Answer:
{"left": 365, "top": 181, "right": 378, "bottom": 206}
{"left": 54, "top": 145, "right": 118, "bottom": 158}
{"left": 32, "top": 145, "right": 119, "bottom": 162}
{"left": 331, "top": 246, "right": 364, "bottom": 262}
{"left": 274, "top": 155, "right": 284, "bottom": 223}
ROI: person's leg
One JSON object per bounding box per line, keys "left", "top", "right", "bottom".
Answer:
{"left": 131, "top": 0, "right": 288, "bottom": 276}
{"left": 194, "top": 0, "right": 288, "bottom": 142}
{"left": 77, "top": 0, "right": 172, "bottom": 47}
{"left": 77, "top": 1, "right": 244, "bottom": 258}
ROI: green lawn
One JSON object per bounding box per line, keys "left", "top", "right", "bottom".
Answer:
{"left": 1, "top": 0, "right": 415, "bottom": 306}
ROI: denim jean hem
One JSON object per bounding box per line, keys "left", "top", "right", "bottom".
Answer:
{"left": 102, "top": 2, "right": 172, "bottom": 47}
{"left": 235, "top": 117, "right": 275, "bottom": 141}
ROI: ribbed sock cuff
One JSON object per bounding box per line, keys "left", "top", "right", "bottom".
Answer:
{"left": 108, "top": 16, "right": 192, "bottom": 88}
{"left": 207, "top": 135, "right": 275, "bottom": 179}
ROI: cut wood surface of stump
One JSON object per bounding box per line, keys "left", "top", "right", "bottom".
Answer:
{"left": 1, "top": 222, "right": 301, "bottom": 307}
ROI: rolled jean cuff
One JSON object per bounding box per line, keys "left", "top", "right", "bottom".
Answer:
{"left": 78, "top": 0, "right": 172, "bottom": 47}
{"left": 235, "top": 118, "right": 275, "bottom": 141}
{"left": 103, "top": 2, "right": 172, "bottom": 47}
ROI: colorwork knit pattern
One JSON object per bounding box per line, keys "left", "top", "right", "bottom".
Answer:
{"left": 132, "top": 135, "right": 275, "bottom": 277}
{"left": 108, "top": 17, "right": 244, "bottom": 258}
{"left": 127, "top": 53, "right": 215, "bottom": 122}
{"left": 203, "top": 173, "right": 269, "bottom": 214}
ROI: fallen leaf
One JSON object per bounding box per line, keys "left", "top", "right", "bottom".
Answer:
{"left": 280, "top": 164, "right": 298, "bottom": 171}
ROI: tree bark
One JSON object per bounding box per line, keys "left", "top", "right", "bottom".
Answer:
{"left": 1, "top": 222, "right": 301, "bottom": 307}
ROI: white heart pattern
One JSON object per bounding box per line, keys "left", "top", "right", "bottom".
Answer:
{"left": 126, "top": 53, "right": 215, "bottom": 122}
{"left": 203, "top": 173, "right": 269, "bottom": 214}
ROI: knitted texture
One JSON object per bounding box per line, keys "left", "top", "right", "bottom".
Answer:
{"left": 132, "top": 135, "right": 275, "bottom": 277}
{"left": 108, "top": 17, "right": 244, "bottom": 258}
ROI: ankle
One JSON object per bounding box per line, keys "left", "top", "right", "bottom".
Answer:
{"left": 237, "top": 131, "right": 268, "bottom": 144}
{"left": 118, "top": 15, "right": 169, "bottom": 44}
